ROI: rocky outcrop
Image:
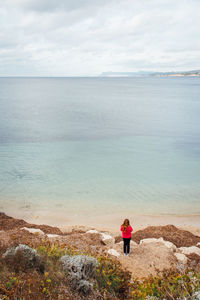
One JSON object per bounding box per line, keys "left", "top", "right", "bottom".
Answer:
{"left": 100, "top": 233, "right": 115, "bottom": 247}
{"left": 119, "top": 242, "right": 177, "bottom": 278}
{"left": 60, "top": 254, "right": 98, "bottom": 295}
{"left": 178, "top": 246, "right": 200, "bottom": 256}
{"left": 1, "top": 213, "right": 200, "bottom": 280}
{"left": 174, "top": 253, "right": 188, "bottom": 264}
{"left": 107, "top": 249, "right": 120, "bottom": 257}
{"left": 0, "top": 212, "right": 62, "bottom": 235}
{"left": 132, "top": 225, "right": 200, "bottom": 247}
{"left": 86, "top": 230, "right": 115, "bottom": 247}
{"left": 21, "top": 227, "right": 45, "bottom": 235}
{"left": 140, "top": 237, "right": 177, "bottom": 252}
{"left": 111, "top": 238, "right": 196, "bottom": 277}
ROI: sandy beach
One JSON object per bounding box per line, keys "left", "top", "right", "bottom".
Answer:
{"left": 4, "top": 208, "right": 200, "bottom": 237}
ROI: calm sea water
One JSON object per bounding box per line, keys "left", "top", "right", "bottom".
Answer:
{"left": 0, "top": 77, "right": 200, "bottom": 220}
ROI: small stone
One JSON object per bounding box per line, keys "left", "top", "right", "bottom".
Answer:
{"left": 174, "top": 253, "right": 188, "bottom": 264}
{"left": 192, "top": 290, "right": 200, "bottom": 300}
{"left": 140, "top": 238, "right": 162, "bottom": 244}
{"left": 100, "top": 233, "right": 115, "bottom": 247}
{"left": 47, "top": 234, "right": 59, "bottom": 238}
{"left": 178, "top": 246, "right": 200, "bottom": 256}
{"left": 131, "top": 240, "right": 138, "bottom": 246}
{"left": 161, "top": 240, "right": 177, "bottom": 252}
{"left": 107, "top": 249, "right": 120, "bottom": 257}
{"left": 86, "top": 230, "right": 99, "bottom": 234}
{"left": 21, "top": 227, "right": 45, "bottom": 235}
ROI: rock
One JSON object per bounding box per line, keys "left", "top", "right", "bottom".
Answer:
{"left": 162, "top": 240, "right": 177, "bottom": 252}
{"left": 140, "top": 238, "right": 177, "bottom": 252}
{"left": 131, "top": 240, "right": 138, "bottom": 246}
{"left": 100, "top": 233, "right": 115, "bottom": 247}
{"left": 140, "top": 238, "right": 162, "bottom": 244}
{"left": 192, "top": 290, "right": 200, "bottom": 300}
{"left": 47, "top": 234, "right": 60, "bottom": 238}
{"left": 132, "top": 225, "right": 200, "bottom": 247}
{"left": 86, "top": 230, "right": 114, "bottom": 247}
{"left": 0, "top": 212, "right": 62, "bottom": 234}
{"left": 119, "top": 242, "right": 177, "bottom": 278}
{"left": 60, "top": 254, "right": 98, "bottom": 295}
{"left": 197, "top": 242, "right": 200, "bottom": 247}
{"left": 174, "top": 253, "right": 188, "bottom": 264}
{"left": 178, "top": 246, "right": 200, "bottom": 256}
{"left": 21, "top": 227, "right": 45, "bottom": 235}
{"left": 3, "top": 244, "right": 44, "bottom": 272}
{"left": 86, "top": 230, "right": 99, "bottom": 234}
{"left": 107, "top": 249, "right": 120, "bottom": 257}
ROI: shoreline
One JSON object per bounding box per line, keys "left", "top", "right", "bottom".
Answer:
{"left": 4, "top": 209, "right": 200, "bottom": 237}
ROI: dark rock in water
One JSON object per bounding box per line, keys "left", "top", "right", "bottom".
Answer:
{"left": 60, "top": 254, "right": 98, "bottom": 295}
{"left": 3, "top": 244, "right": 44, "bottom": 273}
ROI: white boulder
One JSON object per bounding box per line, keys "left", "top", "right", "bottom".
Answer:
{"left": 178, "top": 246, "right": 200, "bottom": 256}
{"left": 162, "top": 241, "right": 177, "bottom": 252}
{"left": 174, "top": 253, "right": 188, "bottom": 264}
{"left": 21, "top": 227, "right": 45, "bottom": 235}
{"left": 86, "top": 230, "right": 99, "bottom": 234}
{"left": 140, "top": 238, "right": 176, "bottom": 252}
{"left": 86, "top": 230, "right": 114, "bottom": 247}
{"left": 107, "top": 249, "right": 120, "bottom": 257}
{"left": 131, "top": 240, "right": 138, "bottom": 246}
{"left": 101, "top": 233, "right": 115, "bottom": 247}
{"left": 47, "top": 234, "right": 60, "bottom": 238}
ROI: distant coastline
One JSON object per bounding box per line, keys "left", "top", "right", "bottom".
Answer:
{"left": 100, "top": 70, "right": 200, "bottom": 77}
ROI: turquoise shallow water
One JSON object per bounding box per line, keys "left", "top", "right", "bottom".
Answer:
{"left": 0, "top": 77, "right": 200, "bottom": 219}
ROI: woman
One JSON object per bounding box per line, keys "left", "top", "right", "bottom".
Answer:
{"left": 120, "top": 219, "right": 133, "bottom": 256}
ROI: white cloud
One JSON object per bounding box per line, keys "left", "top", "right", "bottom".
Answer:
{"left": 0, "top": 0, "right": 200, "bottom": 76}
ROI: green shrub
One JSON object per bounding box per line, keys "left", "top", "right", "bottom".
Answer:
{"left": 130, "top": 270, "right": 200, "bottom": 299}
{"left": 95, "top": 255, "right": 131, "bottom": 299}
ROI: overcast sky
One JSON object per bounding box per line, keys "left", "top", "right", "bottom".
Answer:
{"left": 0, "top": 0, "right": 200, "bottom": 76}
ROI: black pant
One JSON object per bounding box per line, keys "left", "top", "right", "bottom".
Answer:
{"left": 123, "top": 238, "right": 131, "bottom": 254}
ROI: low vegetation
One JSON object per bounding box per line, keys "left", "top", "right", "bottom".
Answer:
{"left": 0, "top": 238, "right": 200, "bottom": 299}
{"left": 130, "top": 270, "right": 200, "bottom": 299}
{"left": 0, "top": 240, "right": 131, "bottom": 299}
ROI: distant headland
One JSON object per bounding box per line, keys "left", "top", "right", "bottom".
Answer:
{"left": 99, "top": 70, "right": 200, "bottom": 77}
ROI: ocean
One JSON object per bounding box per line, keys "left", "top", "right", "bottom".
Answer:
{"left": 0, "top": 77, "right": 200, "bottom": 222}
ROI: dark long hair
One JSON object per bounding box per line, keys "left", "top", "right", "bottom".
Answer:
{"left": 121, "top": 219, "right": 130, "bottom": 232}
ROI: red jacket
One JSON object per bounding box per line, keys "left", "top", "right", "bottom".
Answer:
{"left": 120, "top": 225, "right": 133, "bottom": 238}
